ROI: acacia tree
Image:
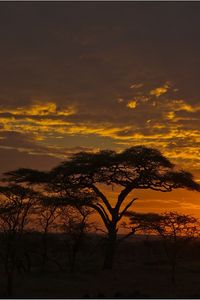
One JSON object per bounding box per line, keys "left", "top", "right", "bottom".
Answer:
{"left": 126, "top": 211, "right": 199, "bottom": 283}
{"left": 4, "top": 146, "right": 200, "bottom": 269}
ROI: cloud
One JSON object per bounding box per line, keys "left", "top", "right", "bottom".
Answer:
{"left": 0, "top": 101, "right": 76, "bottom": 117}
{"left": 0, "top": 97, "right": 197, "bottom": 145}
{"left": 0, "top": 148, "right": 61, "bottom": 173}
{"left": 170, "top": 99, "right": 200, "bottom": 113}
{"left": 165, "top": 111, "right": 175, "bottom": 121}
{"left": 150, "top": 83, "right": 170, "bottom": 97}
{"left": 126, "top": 100, "right": 137, "bottom": 109}
{"left": 130, "top": 83, "right": 144, "bottom": 89}
{"left": 0, "top": 131, "right": 97, "bottom": 161}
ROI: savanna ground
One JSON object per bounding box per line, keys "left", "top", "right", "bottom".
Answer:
{"left": 1, "top": 233, "right": 200, "bottom": 299}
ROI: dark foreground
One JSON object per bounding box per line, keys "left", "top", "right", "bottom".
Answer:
{"left": 1, "top": 233, "right": 200, "bottom": 298}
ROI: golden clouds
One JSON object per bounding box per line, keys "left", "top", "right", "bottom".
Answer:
{"left": 0, "top": 101, "right": 76, "bottom": 140}
{"left": 126, "top": 100, "right": 137, "bottom": 109}
{"left": 0, "top": 102, "right": 134, "bottom": 142}
{"left": 172, "top": 99, "right": 200, "bottom": 113}
{"left": 55, "top": 123, "right": 135, "bottom": 141}
{"left": 0, "top": 96, "right": 199, "bottom": 184}
{"left": 0, "top": 98, "right": 199, "bottom": 147}
{"left": 150, "top": 83, "right": 169, "bottom": 97}
{"left": 0, "top": 101, "right": 76, "bottom": 117}
{"left": 166, "top": 111, "right": 175, "bottom": 120}
{"left": 164, "top": 100, "right": 200, "bottom": 122}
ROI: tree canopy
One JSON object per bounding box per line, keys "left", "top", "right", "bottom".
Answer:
{"left": 3, "top": 146, "right": 200, "bottom": 230}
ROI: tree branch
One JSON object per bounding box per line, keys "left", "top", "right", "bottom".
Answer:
{"left": 118, "top": 225, "right": 140, "bottom": 243}
{"left": 116, "top": 184, "right": 135, "bottom": 213}
{"left": 91, "top": 184, "right": 113, "bottom": 214}
{"left": 87, "top": 203, "right": 111, "bottom": 230}
{"left": 96, "top": 202, "right": 111, "bottom": 224}
{"left": 119, "top": 198, "right": 138, "bottom": 221}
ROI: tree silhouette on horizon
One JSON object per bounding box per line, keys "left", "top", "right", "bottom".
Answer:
{"left": 0, "top": 184, "right": 40, "bottom": 297}
{"left": 3, "top": 145, "right": 200, "bottom": 270}
{"left": 126, "top": 211, "right": 199, "bottom": 283}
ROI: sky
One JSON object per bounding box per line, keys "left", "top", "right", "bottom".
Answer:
{"left": 0, "top": 2, "right": 200, "bottom": 217}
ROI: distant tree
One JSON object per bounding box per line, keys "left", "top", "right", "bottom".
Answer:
{"left": 2, "top": 169, "right": 96, "bottom": 273}
{"left": 37, "top": 201, "right": 61, "bottom": 270}
{"left": 4, "top": 146, "right": 200, "bottom": 270}
{"left": 59, "top": 205, "right": 94, "bottom": 273}
{"left": 126, "top": 211, "right": 199, "bottom": 283}
{"left": 0, "top": 184, "right": 38, "bottom": 297}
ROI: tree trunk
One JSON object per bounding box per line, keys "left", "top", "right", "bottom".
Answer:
{"left": 6, "top": 269, "right": 14, "bottom": 298}
{"left": 25, "top": 252, "right": 31, "bottom": 273}
{"left": 103, "top": 228, "right": 117, "bottom": 270}
{"left": 69, "top": 248, "right": 77, "bottom": 274}
{"left": 171, "top": 258, "right": 177, "bottom": 285}
{"left": 42, "top": 233, "right": 48, "bottom": 270}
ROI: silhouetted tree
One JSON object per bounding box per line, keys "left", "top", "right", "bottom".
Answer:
{"left": 49, "top": 146, "right": 200, "bottom": 269}
{"left": 37, "top": 202, "right": 61, "bottom": 270}
{"left": 126, "top": 211, "right": 199, "bottom": 283}
{"left": 4, "top": 146, "right": 200, "bottom": 269}
{"left": 59, "top": 205, "right": 94, "bottom": 273}
{"left": 0, "top": 184, "right": 39, "bottom": 297}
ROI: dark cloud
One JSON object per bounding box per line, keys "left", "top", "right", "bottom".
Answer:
{"left": 0, "top": 131, "right": 96, "bottom": 164}
{"left": 0, "top": 2, "right": 200, "bottom": 106}
{"left": 0, "top": 148, "right": 61, "bottom": 174}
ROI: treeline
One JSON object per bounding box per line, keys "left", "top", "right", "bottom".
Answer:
{"left": 0, "top": 145, "right": 200, "bottom": 297}
{"left": 0, "top": 187, "right": 97, "bottom": 297}
{"left": 0, "top": 190, "right": 199, "bottom": 297}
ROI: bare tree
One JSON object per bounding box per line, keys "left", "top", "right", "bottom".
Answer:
{"left": 0, "top": 184, "right": 38, "bottom": 297}
{"left": 59, "top": 205, "right": 94, "bottom": 273}
{"left": 37, "top": 202, "right": 61, "bottom": 270}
